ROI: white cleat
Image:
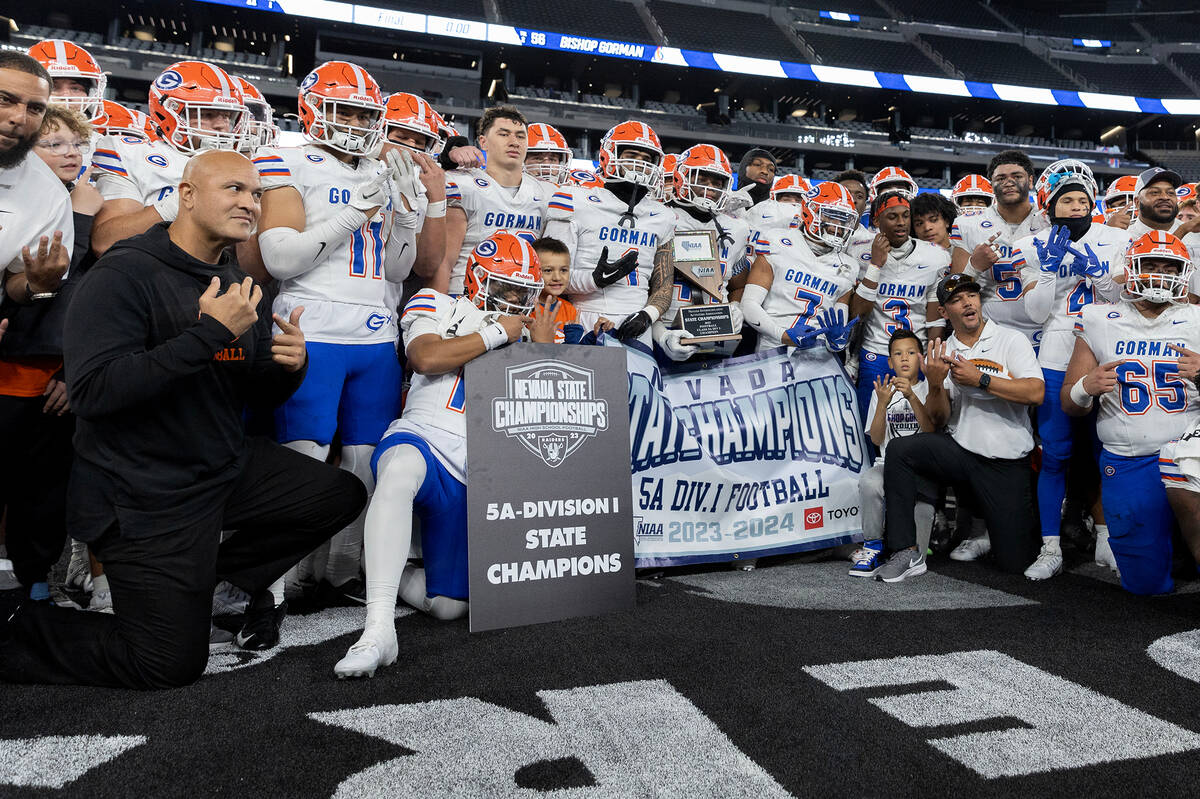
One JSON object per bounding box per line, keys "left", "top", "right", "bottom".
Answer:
{"left": 1024, "top": 549, "right": 1064, "bottom": 581}
{"left": 334, "top": 633, "right": 399, "bottom": 679}
{"left": 949, "top": 536, "right": 991, "bottom": 562}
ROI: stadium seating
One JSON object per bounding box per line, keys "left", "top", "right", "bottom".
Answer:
{"left": 920, "top": 35, "right": 1079, "bottom": 90}
{"left": 648, "top": 0, "right": 802, "bottom": 60}
{"left": 498, "top": 0, "right": 653, "bottom": 42}
{"left": 1141, "top": 149, "right": 1200, "bottom": 181}
{"left": 1058, "top": 58, "right": 1194, "bottom": 97}
{"left": 882, "top": 0, "right": 1002, "bottom": 31}
{"left": 799, "top": 29, "right": 943, "bottom": 75}
{"left": 1165, "top": 52, "right": 1200, "bottom": 85}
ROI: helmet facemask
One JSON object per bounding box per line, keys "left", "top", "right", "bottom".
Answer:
{"left": 524, "top": 150, "right": 570, "bottom": 184}
{"left": 676, "top": 166, "right": 730, "bottom": 213}
{"left": 808, "top": 203, "right": 858, "bottom": 251}
{"left": 164, "top": 98, "right": 246, "bottom": 154}
{"left": 1125, "top": 255, "right": 1192, "bottom": 305}
{"left": 606, "top": 145, "right": 663, "bottom": 190}
{"left": 471, "top": 267, "right": 544, "bottom": 315}
{"left": 307, "top": 96, "right": 383, "bottom": 156}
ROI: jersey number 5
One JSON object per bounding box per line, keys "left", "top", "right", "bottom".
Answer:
{"left": 1116, "top": 360, "right": 1186, "bottom": 414}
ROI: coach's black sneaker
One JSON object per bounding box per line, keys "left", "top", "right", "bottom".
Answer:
{"left": 235, "top": 591, "right": 287, "bottom": 651}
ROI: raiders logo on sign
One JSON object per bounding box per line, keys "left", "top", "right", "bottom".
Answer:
{"left": 491, "top": 360, "right": 609, "bottom": 468}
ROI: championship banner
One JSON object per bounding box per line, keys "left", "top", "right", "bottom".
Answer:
{"left": 623, "top": 343, "right": 868, "bottom": 567}
{"left": 465, "top": 344, "right": 636, "bottom": 632}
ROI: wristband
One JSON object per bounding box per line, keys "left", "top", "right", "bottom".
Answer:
{"left": 642, "top": 306, "right": 661, "bottom": 324}
{"left": 863, "top": 264, "right": 882, "bottom": 284}
{"left": 855, "top": 282, "right": 879, "bottom": 303}
{"left": 425, "top": 200, "right": 446, "bottom": 219}
{"left": 1069, "top": 376, "right": 1094, "bottom": 409}
{"left": 479, "top": 322, "right": 508, "bottom": 351}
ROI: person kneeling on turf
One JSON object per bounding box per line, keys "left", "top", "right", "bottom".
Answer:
{"left": 335, "top": 232, "right": 542, "bottom": 679}
{"left": 850, "top": 329, "right": 937, "bottom": 576}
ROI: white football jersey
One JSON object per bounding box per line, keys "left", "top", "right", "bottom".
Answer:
{"left": 543, "top": 183, "right": 677, "bottom": 319}
{"left": 446, "top": 167, "right": 550, "bottom": 295}
{"left": 255, "top": 143, "right": 399, "bottom": 344}
{"left": 745, "top": 199, "right": 802, "bottom": 239}
{"left": 390, "top": 289, "right": 497, "bottom": 481}
{"left": 1077, "top": 302, "right": 1200, "bottom": 457}
{"left": 1012, "top": 223, "right": 1131, "bottom": 371}
{"left": 950, "top": 204, "right": 1049, "bottom": 345}
{"left": 756, "top": 232, "right": 857, "bottom": 351}
{"left": 1, "top": 153, "right": 74, "bottom": 277}
{"left": 662, "top": 205, "right": 752, "bottom": 325}
{"left": 860, "top": 238, "right": 950, "bottom": 355}
{"left": 92, "top": 134, "right": 188, "bottom": 206}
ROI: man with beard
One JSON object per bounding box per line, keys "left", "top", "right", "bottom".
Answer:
{"left": 949, "top": 150, "right": 1048, "bottom": 350}
{"left": 0, "top": 53, "right": 74, "bottom": 604}
{"left": 726, "top": 148, "right": 777, "bottom": 217}
{"left": 1124, "top": 167, "right": 1200, "bottom": 298}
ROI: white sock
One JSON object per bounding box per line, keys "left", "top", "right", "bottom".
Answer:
{"left": 363, "top": 445, "right": 425, "bottom": 635}
{"left": 268, "top": 576, "right": 285, "bottom": 607}
{"left": 92, "top": 574, "right": 109, "bottom": 594}
{"left": 325, "top": 444, "right": 375, "bottom": 587}
{"left": 1095, "top": 524, "right": 1109, "bottom": 540}
{"left": 1042, "top": 535, "right": 1062, "bottom": 555}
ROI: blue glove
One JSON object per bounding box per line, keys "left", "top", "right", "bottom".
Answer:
{"left": 1036, "top": 225, "right": 1072, "bottom": 273}
{"left": 1066, "top": 243, "right": 1105, "bottom": 279}
{"left": 817, "top": 305, "right": 859, "bottom": 353}
{"left": 785, "top": 319, "right": 823, "bottom": 349}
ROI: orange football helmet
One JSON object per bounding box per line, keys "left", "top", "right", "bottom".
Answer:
{"left": 657, "top": 154, "right": 678, "bottom": 201}
{"left": 598, "top": 120, "right": 663, "bottom": 189}
{"left": 464, "top": 232, "right": 544, "bottom": 315}
{"left": 869, "top": 166, "right": 917, "bottom": 201}
{"left": 298, "top": 61, "right": 385, "bottom": 156}
{"left": 383, "top": 92, "right": 443, "bottom": 155}
{"left": 232, "top": 76, "right": 278, "bottom": 151}
{"left": 524, "top": 122, "right": 572, "bottom": 184}
{"left": 1103, "top": 175, "right": 1138, "bottom": 220}
{"left": 1124, "top": 231, "right": 1193, "bottom": 305}
{"left": 93, "top": 100, "right": 158, "bottom": 141}
{"left": 673, "top": 144, "right": 733, "bottom": 213}
{"left": 27, "top": 39, "right": 107, "bottom": 120}
{"left": 149, "top": 61, "right": 246, "bottom": 154}
{"left": 951, "top": 174, "right": 993, "bottom": 210}
{"left": 770, "top": 174, "right": 812, "bottom": 202}
{"left": 1035, "top": 158, "right": 1097, "bottom": 212}
{"left": 1177, "top": 182, "right": 1197, "bottom": 204}
{"left": 800, "top": 181, "right": 859, "bottom": 251}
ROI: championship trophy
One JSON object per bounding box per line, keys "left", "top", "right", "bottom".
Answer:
{"left": 671, "top": 230, "right": 740, "bottom": 344}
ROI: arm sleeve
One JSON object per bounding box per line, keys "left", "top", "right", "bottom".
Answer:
{"left": 64, "top": 268, "right": 233, "bottom": 418}
{"left": 740, "top": 282, "right": 787, "bottom": 343}
{"left": 258, "top": 207, "right": 370, "bottom": 281}
{"left": 1019, "top": 247, "right": 1055, "bottom": 324}
{"left": 438, "top": 136, "right": 470, "bottom": 171}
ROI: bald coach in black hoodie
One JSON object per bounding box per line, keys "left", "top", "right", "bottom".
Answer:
{"left": 0, "top": 151, "right": 367, "bottom": 689}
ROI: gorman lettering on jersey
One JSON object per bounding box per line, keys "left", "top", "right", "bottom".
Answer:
{"left": 1114, "top": 340, "right": 1188, "bottom": 356}
{"left": 482, "top": 211, "right": 543, "bottom": 229}
{"left": 783, "top": 269, "right": 843, "bottom": 299}
{"left": 599, "top": 227, "right": 659, "bottom": 247}
{"left": 877, "top": 282, "right": 928, "bottom": 299}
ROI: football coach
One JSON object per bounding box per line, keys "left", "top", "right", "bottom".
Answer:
{"left": 0, "top": 150, "right": 367, "bottom": 689}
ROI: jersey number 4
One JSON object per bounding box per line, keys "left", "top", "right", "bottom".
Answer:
{"left": 1117, "top": 360, "right": 1186, "bottom": 414}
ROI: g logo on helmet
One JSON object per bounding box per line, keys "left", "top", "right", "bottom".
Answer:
{"left": 154, "top": 70, "right": 183, "bottom": 91}
{"left": 300, "top": 70, "right": 319, "bottom": 91}
{"left": 475, "top": 239, "right": 498, "bottom": 258}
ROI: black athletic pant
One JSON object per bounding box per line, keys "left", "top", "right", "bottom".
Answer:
{"left": 0, "top": 394, "right": 74, "bottom": 587}
{"left": 0, "top": 438, "right": 367, "bottom": 689}
{"left": 885, "top": 432, "right": 1039, "bottom": 574}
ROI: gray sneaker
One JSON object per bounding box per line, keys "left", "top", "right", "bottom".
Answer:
{"left": 876, "top": 548, "right": 927, "bottom": 583}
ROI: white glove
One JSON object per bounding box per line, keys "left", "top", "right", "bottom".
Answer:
{"left": 153, "top": 190, "right": 179, "bottom": 222}
{"left": 728, "top": 301, "right": 744, "bottom": 334}
{"left": 349, "top": 166, "right": 390, "bottom": 214}
{"left": 386, "top": 148, "right": 423, "bottom": 208}
{"left": 661, "top": 328, "right": 699, "bottom": 362}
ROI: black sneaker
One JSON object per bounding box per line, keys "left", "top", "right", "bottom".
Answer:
{"left": 235, "top": 592, "right": 287, "bottom": 651}
{"left": 317, "top": 578, "right": 367, "bottom": 607}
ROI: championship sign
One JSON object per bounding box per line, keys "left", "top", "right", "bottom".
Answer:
{"left": 466, "top": 344, "right": 635, "bottom": 632}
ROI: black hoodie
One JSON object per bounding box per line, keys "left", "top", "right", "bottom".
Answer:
{"left": 63, "top": 222, "right": 306, "bottom": 539}
{"left": 736, "top": 148, "right": 777, "bottom": 205}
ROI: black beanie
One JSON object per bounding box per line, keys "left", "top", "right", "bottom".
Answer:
{"left": 737, "top": 148, "right": 777, "bottom": 204}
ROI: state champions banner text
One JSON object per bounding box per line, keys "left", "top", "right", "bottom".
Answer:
{"left": 616, "top": 341, "right": 868, "bottom": 568}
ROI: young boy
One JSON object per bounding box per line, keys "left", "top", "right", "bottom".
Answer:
{"left": 530, "top": 236, "right": 615, "bottom": 343}
{"left": 850, "top": 329, "right": 937, "bottom": 576}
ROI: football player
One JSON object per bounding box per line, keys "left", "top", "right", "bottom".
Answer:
{"left": 542, "top": 120, "right": 677, "bottom": 344}
{"left": 334, "top": 233, "right": 541, "bottom": 678}
{"left": 659, "top": 153, "right": 678, "bottom": 202}
{"left": 745, "top": 173, "right": 810, "bottom": 234}
{"left": 654, "top": 144, "right": 751, "bottom": 361}
{"left": 949, "top": 149, "right": 1049, "bottom": 349}
{"left": 1161, "top": 418, "right": 1200, "bottom": 572}
{"left": 1014, "top": 159, "right": 1131, "bottom": 579}
{"left": 849, "top": 191, "right": 949, "bottom": 426}
{"left": 26, "top": 39, "right": 106, "bottom": 121}
{"left": 740, "top": 181, "right": 859, "bottom": 353}
{"left": 524, "top": 122, "right": 572, "bottom": 186}
{"left": 234, "top": 75, "right": 279, "bottom": 152}
{"left": 93, "top": 100, "right": 158, "bottom": 142}
{"left": 90, "top": 61, "right": 247, "bottom": 255}
{"left": 440, "top": 106, "right": 549, "bottom": 295}
{"left": 868, "top": 166, "right": 919, "bottom": 202}
{"left": 910, "top": 191, "right": 958, "bottom": 252}
{"left": 253, "top": 60, "right": 418, "bottom": 604}
{"left": 1062, "top": 231, "right": 1200, "bottom": 595}
{"left": 951, "top": 174, "right": 993, "bottom": 213}
{"left": 1101, "top": 175, "right": 1137, "bottom": 227}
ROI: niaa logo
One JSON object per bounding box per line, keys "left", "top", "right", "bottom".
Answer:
{"left": 475, "top": 238, "right": 498, "bottom": 258}
{"left": 154, "top": 70, "right": 182, "bottom": 91}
